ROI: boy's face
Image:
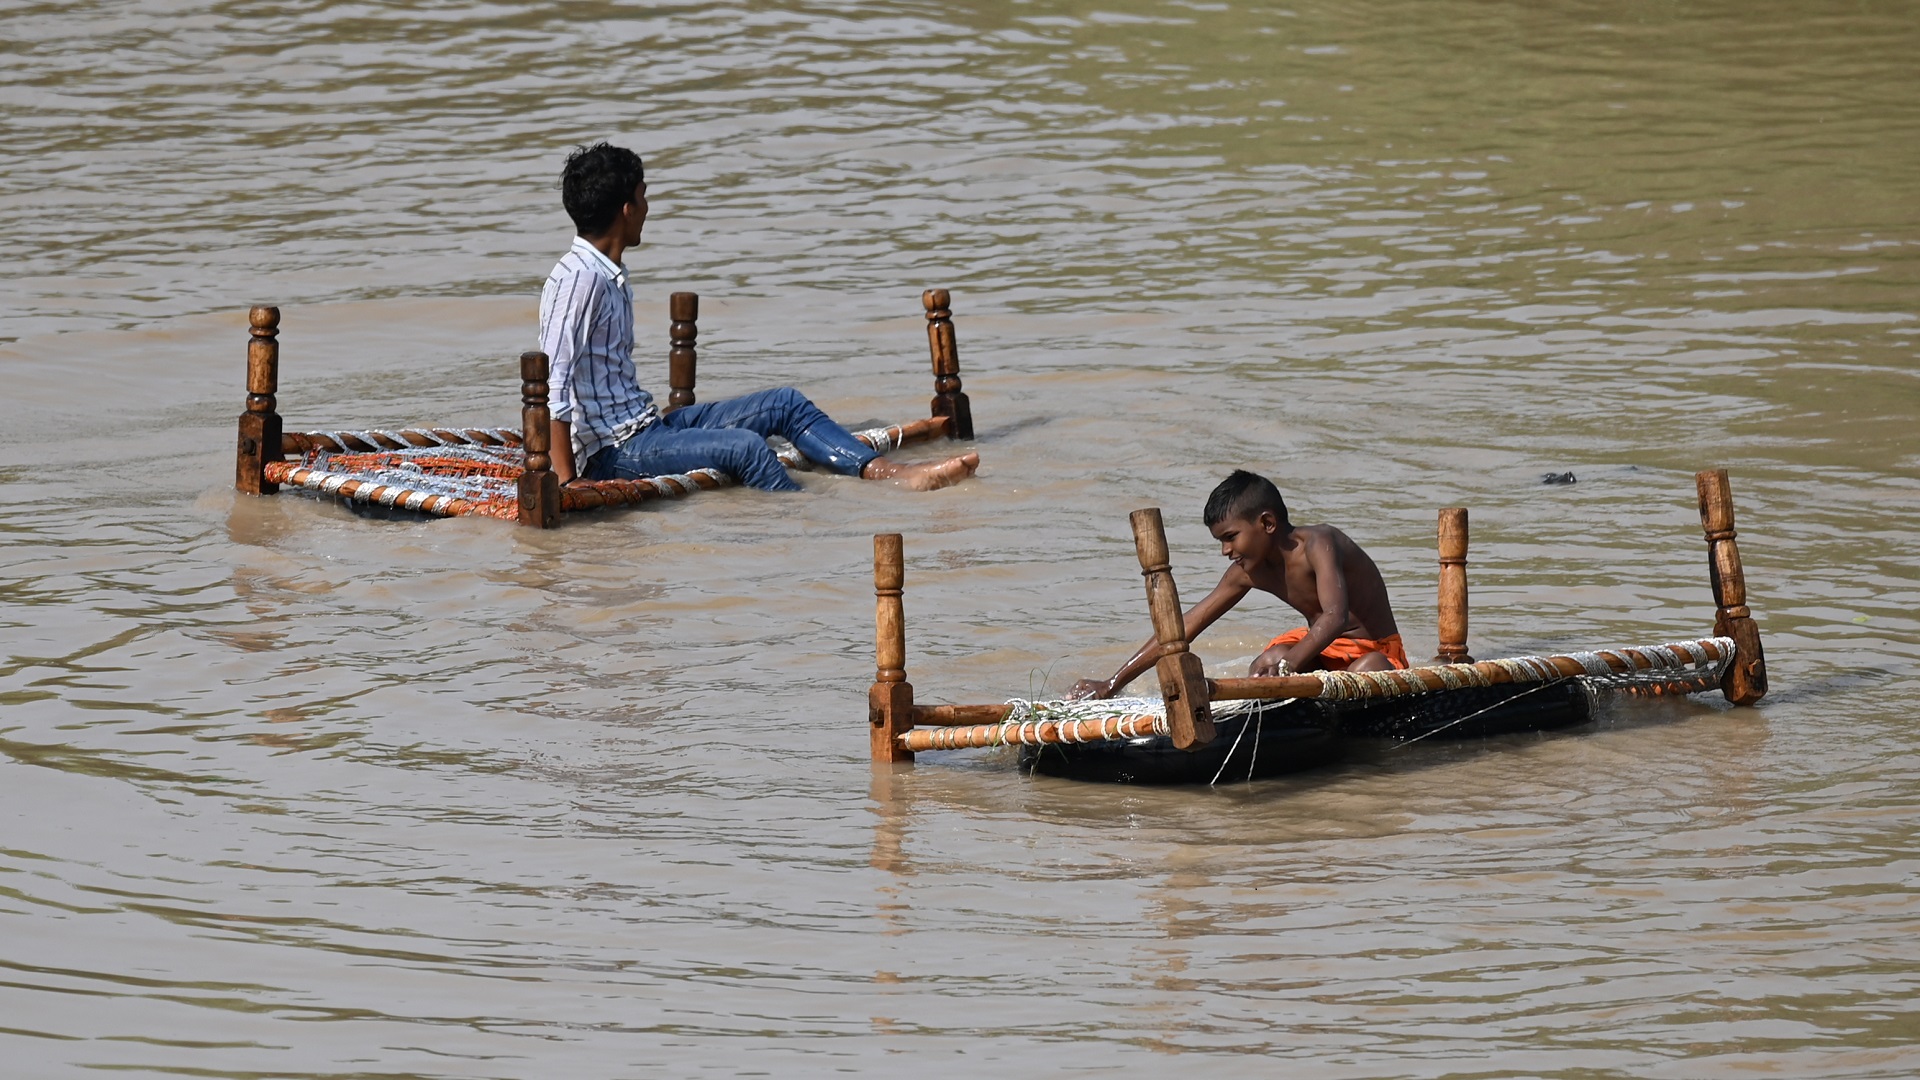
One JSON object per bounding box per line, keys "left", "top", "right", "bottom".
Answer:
{"left": 622, "top": 182, "right": 650, "bottom": 245}
{"left": 1210, "top": 511, "right": 1281, "bottom": 570}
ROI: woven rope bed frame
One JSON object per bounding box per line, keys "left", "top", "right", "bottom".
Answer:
{"left": 234, "top": 289, "right": 977, "bottom": 527}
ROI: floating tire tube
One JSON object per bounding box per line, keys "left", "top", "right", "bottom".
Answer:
{"left": 1331, "top": 680, "right": 1590, "bottom": 742}
{"left": 1019, "top": 700, "right": 1342, "bottom": 785}
{"left": 1016, "top": 681, "right": 1591, "bottom": 786}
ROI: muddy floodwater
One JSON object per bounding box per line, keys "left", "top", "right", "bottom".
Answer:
{"left": 3, "top": 1, "right": 1918, "bottom": 1076}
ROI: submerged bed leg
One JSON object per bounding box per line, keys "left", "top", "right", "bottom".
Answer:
{"left": 869, "top": 533, "right": 916, "bottom": 764}
{"left": 518, "top": 350, "right": 560, "bottom": 528}
{"left": 922, "top": 288, "right": 973, "bottom": 440}
{"left": 668, "top": 291, "right": 697, "bottom": 413}
{"left": 1697, "top": 469, "right": 1767, "bottom": 705}
{"left": 1130, "top": 508, "right": 1215, "bottom": 750}
{"left": 235, "top": 305, "right": 283, "bottom": 495}
{"left": 1435, "top": 507, "right": 1473, "bottom": 664}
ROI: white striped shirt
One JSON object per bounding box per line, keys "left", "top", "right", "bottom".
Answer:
{"left": 538, "top": 236, "right": 658, "bottom": 464}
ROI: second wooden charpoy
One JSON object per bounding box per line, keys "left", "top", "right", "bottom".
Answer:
{"left": 234, "top": 289, "right": 977, "bottom": 526}
{"left": 866, "top": 470, "right": 1768, "bottom": 785}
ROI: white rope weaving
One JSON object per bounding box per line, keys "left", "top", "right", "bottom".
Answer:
{"left": 291, "top": 427, "right": 522, "bottom": 452}
{"left": 1303, "top": 639, "right": 1730, "bottom": 703}
{"left": 902, "top": 697, "right": 1268, "bottom": 751}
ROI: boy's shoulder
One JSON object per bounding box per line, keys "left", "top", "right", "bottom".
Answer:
{"left": 1292, "top": 521, "right": 1343, "bottom": 545}
{"left": 548, "top": 239, "right": 623, "bottom": 280}
{"left": 1293, "top": 522, "right": 1371, "bottom": 560}
{"left": 542, "top": 248, "right": 623, "bottom": 310}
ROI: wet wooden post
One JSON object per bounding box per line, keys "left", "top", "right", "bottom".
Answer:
{"left": 1697, "top": 468, "right": 1767, "bottom": 705}
{"left": 1130, "top": 508, "right": 1215, "bottom": 750}
{"left": 235, "top": 305, "right": 283, "bottom": 495}
{"left": 922, "top": 288, "right": 973, "bottom": 440}
{"left": 1434, "top": 507, "right": 1473, "bottom": 664}
{"left": 517, "top": 350, "right": 560, "bottom": 528}
{"left": 668, "top": 291, "right": 697, "bottom": 413}
{"left": 869, "top": 533, "right": 915, "bottom": 764}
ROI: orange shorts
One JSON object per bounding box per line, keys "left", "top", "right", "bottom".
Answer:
{"left": 1265, "top": 627, "right": 1409, "bottom": 670}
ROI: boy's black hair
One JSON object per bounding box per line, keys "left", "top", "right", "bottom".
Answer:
{"left": 1204, "top": 469, "right": 1289, "bottom": 528}
{"left": 561, "top": 142, "right": 646, "bottom": 236}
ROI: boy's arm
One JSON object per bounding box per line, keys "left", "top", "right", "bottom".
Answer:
{"left": 538, "top": 275, "right": 598, "bottom": 485}
{"left": 550, "top": 420, "right": 577, "bottom": 484}
{"left": 1068, "top": 573, "right": 1249, "bottom": 700}
{"left": 1252, "top": 534, "right": 1351, "bottom": 676}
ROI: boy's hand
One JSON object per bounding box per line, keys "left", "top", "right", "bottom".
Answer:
{"left": 1066, "top": 678, "right": 1114, "bottom": 701}
{"left": 1248, "top": 645, "right": 1295, "bottom": 678}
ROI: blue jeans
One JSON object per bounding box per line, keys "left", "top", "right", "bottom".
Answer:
{"left": 584, "top": 387, "right": 878, "bottom": 492}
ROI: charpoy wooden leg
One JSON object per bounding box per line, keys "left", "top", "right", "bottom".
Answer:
{"left": 869, "top": 533, "right": 915, "bottom": 764}
{"left": 235, "top": 305, "right": 283, "bottom": 495}
{"left": 1129, "top": 508, "right": 1215, "bottom": 750}
{"left": 517, "top": 350, "right": 560, "bottom": 528}
{"left": 668, "top": 291, "right": 697, "bottom": 413}
{"left": 1434, "top": 507, "right": 1473, "bottom": 664}
{"left": 1697, "top": 469, "right": 1767, "bottom": 705}
{"left": 922, "top": 288, "right": 973, "bottom": 440}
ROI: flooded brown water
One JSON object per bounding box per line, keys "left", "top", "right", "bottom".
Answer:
{"left": 4, "top": 1, "right": 1919, "bottom": 1075}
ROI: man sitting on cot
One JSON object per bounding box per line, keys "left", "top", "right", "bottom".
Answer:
{"left": 1070, "top": 469, "right": 1406, "bottom": 700}
{"left": 541, "top": 142, "right": 981, "bottom": 492}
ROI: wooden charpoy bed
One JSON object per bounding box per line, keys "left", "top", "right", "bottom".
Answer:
{"left": 234, "top": 290, "right": 977, "bottom": 525}
{"left": 864, "top": 472, "right": 1768, "bottom": 785}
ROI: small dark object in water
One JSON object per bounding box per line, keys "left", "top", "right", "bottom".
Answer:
{"left": 1542, "top": 471, "right": 1577, "bottom": 485}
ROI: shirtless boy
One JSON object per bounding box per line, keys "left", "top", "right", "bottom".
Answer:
{"left": 540, "top": 142, "right": 980, "bottom": 492}
{"left": 1070, "top": 470, "right": 1406, "bottom": 700}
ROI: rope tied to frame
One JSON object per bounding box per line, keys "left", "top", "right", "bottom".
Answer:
{"left": 1304, "top": 640, "right": 1728, "bottom": 702}
{"left": 902, "top": 696, "right": 1271, "bottom": 752}
{"left": 898, "top": 638, "right": 1736, "bottom": 752}
{"left": 290, "top": 427, "right": 523, "bottom": 453}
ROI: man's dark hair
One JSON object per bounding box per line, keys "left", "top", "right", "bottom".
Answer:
{"left": 1204, "top": 469, "right": 1289, "bottom": 528}
{"left": 561, "top": 142, "right": 645, "bottom": 236}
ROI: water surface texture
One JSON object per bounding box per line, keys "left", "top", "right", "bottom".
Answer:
{"left": 3, "top": 1, "right": 1918, "bottom": 1076}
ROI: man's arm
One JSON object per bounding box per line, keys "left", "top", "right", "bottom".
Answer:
{"left": 550, "top": 419, "right": 577, "bottom": 484}
{"left": 1251, "top": 533, "right": 1351, "bottom": 675}
{"left": 539, "top": 273, "right": 598, "bottom": 484}
{"left": 1068, "top": 573, "right": 1249, "bottom": 699}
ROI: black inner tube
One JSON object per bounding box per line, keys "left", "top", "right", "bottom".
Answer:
{"left": 1015, "top": 681, "right": 1590, "bottom": 786}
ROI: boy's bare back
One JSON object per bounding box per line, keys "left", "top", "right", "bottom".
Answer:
{"left": 1229, "top": 521, "right": 1398, "bottom": 642}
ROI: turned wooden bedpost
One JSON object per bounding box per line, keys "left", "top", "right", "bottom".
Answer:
{"left": 922, "top": 288, "right": 973, "bottom": 440}
{"left": 1130, "top": 508, "right": 1215, "bottom": 750}
{"left": 667, "top": 291, "right": 697, "bottom": 412}
{"left": 235, "top": 305, "right": 283, "bottom": 495}
{"left": 869, "top": 533, "right": 915, "bottom": 764}
{"left": 517, "top": 350, "right": 560, "bottom": 528}
{"left": 1434, "top": 507, "right": 1473, "bottom": 664}
{"left": 1697, "top": 469, "right": 1767, "bottom": 705}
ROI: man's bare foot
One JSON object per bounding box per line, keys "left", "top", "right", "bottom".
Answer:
{"left": 861, "top": 452, "right": 980, "bottom": 491}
